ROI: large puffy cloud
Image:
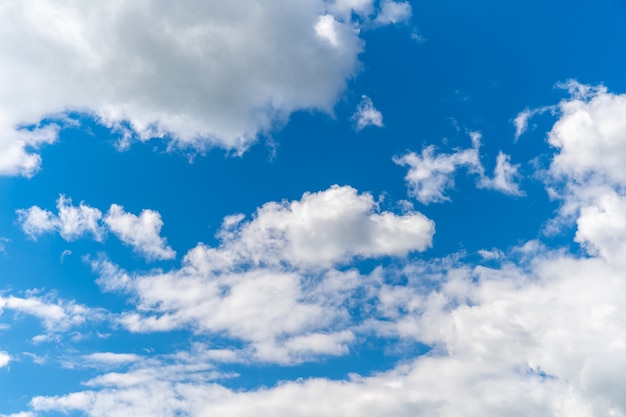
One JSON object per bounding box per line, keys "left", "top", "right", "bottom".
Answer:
{"left": 0, "top": 0, "right": 411, "bottom": 177}
{"left": 28, "top": 249, "right": 626, "bottom": 417}
{"left": 547, "top": 81, "right": 626, "bottom": 185}
{"left": 213, "top": 185, "right": 434, "bottom": 268}
{"left": 534, "top": 82, "right": 626, "bottom": 261}
{"left": 89, "top": 185, "right": 434, "bottom": 363}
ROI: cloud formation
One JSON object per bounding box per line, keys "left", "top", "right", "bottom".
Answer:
{"left": 17, "top": 196, "right": 103, "bottom": 241}
{"left": 352, "top": 95, "right": 384, "bottom": 131}
{"left": 104, "top": 205, "right": 176, "bottom": 261}
{"left": 395, "top": 133, "right": 524, "bottom": 203}
{"left": 89, "top": 185, "right": 434, "bottom": 363}
{"left": 24, "top": 82, "right": 626, "bottom": 417}
{"left": 18, "top": 198, "right": 174, "bottom": 261}
{"left": 0, "top": 0, "right": 411, "bottom": 177}
{"left": 394, "top": 133, "right": 483, "bottom": 204}
{"left": 477, "top": 151, "right": 524, "bottom": 196}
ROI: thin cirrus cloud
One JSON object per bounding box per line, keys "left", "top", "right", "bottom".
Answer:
{"left": 24, "top": 82, "right": 626, "bottom": 417}
{"left": 0, "top": 0, "right": 411, "bottom": 177}
{"left": 17, "top": 198, "right": 175, "bottom": 261}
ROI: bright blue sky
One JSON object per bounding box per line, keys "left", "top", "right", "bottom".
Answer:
{"left": 1, "top": 1, "right": 626, "bottom": 416}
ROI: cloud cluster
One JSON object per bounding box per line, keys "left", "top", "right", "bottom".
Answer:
{"left": 0, "top": 0, "right": 411, "bottom": 177}
{"left": 18, "top": 197, "right": 175, "bottom": 261}
{"left": 89, "top": 185, "right": 434, "bottom": 363}
{"left": 21, "top": 82, "right": 626, "bottom": 417}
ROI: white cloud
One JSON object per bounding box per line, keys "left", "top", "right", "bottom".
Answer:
{"left": 104, "top": 205, "right": 175, "bottom": 261}
{"left": 547, "top": 81, "right": 626, "bottom": 185}
{"left": 89, "top": 185, "right": 434, "bottom": 363}
{"left": 393, "top": 133, "right": 483, "bottom": 204}
{"left": 0, "top": 351, "right": 10, "bottom": 368}
{"left": 352, "top": 95, "right": 384, "bottom": 131}
{"left": 83, "top": 352, "right": 142, "bottom": 366}
{"left": 0, "top": 0, "right": 411, "bottom": 177}
{"left": 218, "top": 185, "right": 434, "bottom": 267}
{"left": 17, "top": 196, "right": 103, "bottom": 241}
{"left": 477, "top": 152, "right": 524, "bottom": 195}
{"left": 27, "top": 248, "right": 626, "bottom": 416}
{"left": 17, "top": 206, "right": 60, "bottom": 239}
{"left": 18, "top": 197, "right": 174, "bottom": 262}
{"left": 396, "top": 134, "right": 526, "bottom": 202}
{"left": 0, "top": 293, "right": 105, "bottom": 339}
{"left": 374, "top": 0, "right": 412, "bottom": 25}
{"left": 0, "top": 413, "right": 36, "bottom": 417}
{"left": 513, "top": 108, "right": 533, "bottom": 140}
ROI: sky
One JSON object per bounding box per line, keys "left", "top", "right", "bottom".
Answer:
{"left": 0, "top": 0, "right": 626, "bottom": 415}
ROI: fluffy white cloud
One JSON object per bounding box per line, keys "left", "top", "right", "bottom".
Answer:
{"left": 104, "top": 205, "right": 175, "bottom": 261}
{"left": 478, "top": 151, "right": 524, "bottom": 195}
{"left": 547, "top": 81, "right": 626, "bottom": 185}
{"left": 28, "top": 248, "right": 626, "bottom": 417}
{"left": 0, "top": 0, "right": 412, "bottom": 177}
{"left": 575, "top": 190, "right": 626, "bottom": 263}
{"left": 0, "top": 351, "right": 10, "bottom": 368}
{"left": 17, "top": 196, "right": 103, "bottom": 241}
{"left": 393, "top": 133, "right": 483, "bottom": 204}
{"left": 352, "top": 95, "right": 384, "bottom": 131}
{"left": 89, "top": 185, "right": 434, "bottom": 363}
{"left": 18, "top": 197, "right": 174, "bottom": 261}
{"left": 215, "top": 185, "right": 434, "bottom": 268}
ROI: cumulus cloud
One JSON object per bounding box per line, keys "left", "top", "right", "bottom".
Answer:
{"left": 547, "top": 81, "right": 626, "bottom": 185}
{"left": 19, "top": 82, "right": 626, "bottom": 417}
{"left": 18, "top": 197, "right": 174, "bottom": 261}
{"left": 352, "top": 95, "right": 384, "bottom": 131}
{"left": 28, "top": 248, "right": 626, "bottom": 416}
{"left": 89, "top": 185, "right": 434, "bottom": 363}
{"left": 17, "top": 196, "right": 103, "bottom": 241}
{"left": 213, "top": 185, "right": 434, "bottom": 267}
{"left": 104, "top": 205, "right": 175, "bottom": 261}
{"left": 0, "top": 0, "right": 414, "bottom": 177}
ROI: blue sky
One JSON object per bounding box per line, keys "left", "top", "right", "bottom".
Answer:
{"left": 1, "top": 0, "right": 626, "bottom": 415}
